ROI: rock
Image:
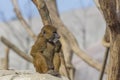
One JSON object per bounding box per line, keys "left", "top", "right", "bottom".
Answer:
{"left": 0, "top": 70, "right": 69, "bottom": 80}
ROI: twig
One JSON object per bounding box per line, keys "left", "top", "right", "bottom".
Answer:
{"left": 12, "top": 0, "right": 36, "bottom": 40}
{"left": 99, "top": 47, "right": 109, "bottom": 80}
{"left": 0, "top": 36, "right": 33, "bottom": 63}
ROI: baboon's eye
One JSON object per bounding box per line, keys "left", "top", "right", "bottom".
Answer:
{"left": 53, "top": 32, "right": 56, "bottom": 34}
{"left": 43, "top": 31, "right": 46, "bottom": 34}
{"left": 42, "top": 31, "right": 46, "bottom": 34}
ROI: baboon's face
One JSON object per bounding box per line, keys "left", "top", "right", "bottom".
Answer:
{"left": 41, "top": 25, "right": 60, "bottom": 43}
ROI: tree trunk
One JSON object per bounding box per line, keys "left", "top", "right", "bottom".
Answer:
{"left": 108, "top": 24, "right": 120, "bottom": 80}
{"left": 98, "top": 0, "right": 120, "bottom": 80}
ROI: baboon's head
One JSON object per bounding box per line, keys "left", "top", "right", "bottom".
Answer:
{"left": 41, "top": 25, "right": 60, "bottom": 43}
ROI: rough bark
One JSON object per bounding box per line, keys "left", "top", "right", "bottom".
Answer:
{"left": 108, "top": 32, "right": 120, "bottom": 80}
{"left": 98, "top": 0, "right": 120, "bottom": 80}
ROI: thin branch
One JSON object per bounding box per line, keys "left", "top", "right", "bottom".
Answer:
{"left": 12, "top": 0, "right": 36, "bottom": 40}
{"left": 99, "top": 47, "right": 109, "bottom": 80}
{"left": 99, "top": 26, "right": 110, "bottom": 80}
{"left": 0, "top": 36, "right": 33, "bottom": 63}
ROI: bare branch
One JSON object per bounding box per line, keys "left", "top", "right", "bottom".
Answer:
{"left": 0, "top": 36, "right": 33, "bottom": 63}
{"left": 99, "top": 47, "right": 109, "bottom": 80}
{"left": 50, "top": 0, "right": 59, "bottom": 17}
{"left": 12, "top": 0, "right": 36, "bottom": 40}
{"left": 32, "top": 0, "right": 52, "bottom": 25}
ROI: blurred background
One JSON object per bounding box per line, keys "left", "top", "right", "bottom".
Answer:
{"left": 0, "top": 0, "right": 106, "bottom": 80}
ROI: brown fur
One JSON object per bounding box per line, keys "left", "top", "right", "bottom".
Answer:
{"left": 30, "top": 25, "right": 61, "bottom": 75}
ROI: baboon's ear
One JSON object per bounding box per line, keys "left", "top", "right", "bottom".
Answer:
{"left": 41, "top": 30, "right": 45, "bottom": 35}
{"left": 39, "top": 29, "right": 45, "bottom": 37}
{"left": 40, "top": 31, "right": 44, "bottom": 37}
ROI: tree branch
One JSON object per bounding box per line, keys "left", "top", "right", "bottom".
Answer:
{"left": 99, "top": 47, "right": 109, "bottom": 80}
{"left": 12, "top": 0, "right": 36, "bottom": 40}
{"left": 0, "top": 36, "right": 33, "bottom": 63}
{"left": 98, "top": 0, "right": 120, "bottom": 80}
{"left": 51, "top": 0, "right": 59, "bottom": 17}
{"left": 32, "top": 0, "right": 52, "bottom": 25}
